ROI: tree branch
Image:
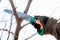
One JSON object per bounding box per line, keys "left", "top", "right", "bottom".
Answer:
{"left": 9, "top": 0, "right": 32, "bottom": 40}
{"left": 0, "top": 29, "right": 15, "bottom": 36}
{"left": 9, "top": 0, "right": 22, "bottom": 40}
{"left": 9, "top": 0, "right": 20, "bottom": 22}
{"left": 24, "top": 0, "right": 32, "bottom": 14}
{"left": 22, "top": 23, "right": 30, "bottom": 27}
{"left": 7, "top": 15, "right": 13, "bottom": 40}
{"left": 25, "top": 33, "right": 37, "bottom": 40}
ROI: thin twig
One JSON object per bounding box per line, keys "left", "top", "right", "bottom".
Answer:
{"left": 22, "top": 23, "right": 30, "bottom": 27}
{"left": 0, "top": 22, "right": 6, "bottom": 40}
{"left": 25, "top": 33, "right": 37, "bottom": 40}
{"left": 7, "top": 15, "right": 13, "bottom": 40}
{"left": 0, "top": 19, "right": 14, "bottom": 22}
{"left": 0, "top": 13, "right": 6, "bottom": 40}
{"left": 0, "top": 29, "right": 15, "bottom": 36}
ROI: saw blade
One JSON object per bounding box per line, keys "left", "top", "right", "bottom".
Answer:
{"left": 4, "top": 9, "right": 35, "bottom": 22}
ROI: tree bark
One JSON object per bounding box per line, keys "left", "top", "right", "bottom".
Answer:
{"left": 9, "top": 0, "right": 32, "bottom": 40}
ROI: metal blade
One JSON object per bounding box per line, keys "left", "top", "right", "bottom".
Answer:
{"left": 4, "top": 9, "right": 33, "bottom": 22}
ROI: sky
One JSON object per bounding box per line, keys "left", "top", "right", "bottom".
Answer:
{"left": 0, "top": 0, "right": 60, "bottom": 40}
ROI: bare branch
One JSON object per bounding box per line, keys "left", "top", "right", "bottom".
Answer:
{"left": 0, "top": 29, "right": 15, "bottom": 36}
{"left": 25, "top": 33, "right": 37, "bottom": 40}
{"left": 22, "top": 23, "right": 30, "bottom": 27}
{"left": 9, "top": 0, "right": 22, "bottom": 40}
{"left": 7, "top": 15, "right": 13, "bottom": 40}
{"left": 0, "top": 18, "right": 14, "bottom": 22}
{"left": 24, "top": 0, "right": 32, "bottom": 13}
{"left": 9, "top": 0, "right": 20, "bottom": 22}
{"left": 0, "top": 22, "right": 7, "bottom": 40}
{"left": 9, "top": 0, "right": 33, "bottom": 40}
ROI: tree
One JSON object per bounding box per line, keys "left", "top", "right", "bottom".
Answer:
{"left": 0, "top": 0, "right": 60, "bottom": 40}
{"left": 9, "top": 0, "right": 32, "bottom": 40}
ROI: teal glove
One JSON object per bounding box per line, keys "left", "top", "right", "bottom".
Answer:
{"left": 30, "top": 17, "right": 45, "bottom": 35}
{"left": 30, "top": 17, "right": 36, "bottom": 24}
{"left": 37, "top": 28, "right": 45, "bottom": 35}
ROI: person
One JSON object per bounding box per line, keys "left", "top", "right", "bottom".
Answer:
{"left": 4, "top": 9, "right": 49, "bottom": 35}
{"left": 30, "top": 16, "right": 49, "bottom": 35}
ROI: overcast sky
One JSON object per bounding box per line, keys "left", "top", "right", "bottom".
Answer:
{"left": 0, "top": 0, "right": 60, "bottom": 40}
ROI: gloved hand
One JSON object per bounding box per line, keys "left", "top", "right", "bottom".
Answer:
{"left": 30, "top": 17, "right": 43, "bottom": 30}
{"left": 30, "top": 16, "right": 45, "bottom": 35}
{"left": 36, "top": 19, "right": 43, "bottom": 30}
{"left": 30, "top": 17, "right": 41, "bottom": 29}
{"left": 31, "top": 20, "right": 45, "bottom": 35}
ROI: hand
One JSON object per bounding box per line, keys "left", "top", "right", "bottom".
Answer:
{"left": 36, "top": 19, "right": 43, "bottom": 30}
